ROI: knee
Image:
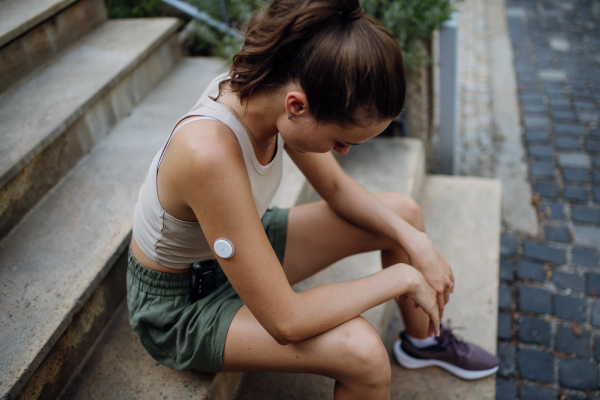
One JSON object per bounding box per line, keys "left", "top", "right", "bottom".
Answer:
{"left": 334, "top": 317, "right": 391, "bottom": 387}
{"left": 381, "top": 192, "right": 424, "bottom": 231}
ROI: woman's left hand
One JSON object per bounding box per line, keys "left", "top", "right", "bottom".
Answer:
{"left": 405, "top": 231, "right": 454, "bottom": 320}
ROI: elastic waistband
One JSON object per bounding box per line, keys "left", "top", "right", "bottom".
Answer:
{"left": 128, "top": 249, "right": 227, "bottom": 296}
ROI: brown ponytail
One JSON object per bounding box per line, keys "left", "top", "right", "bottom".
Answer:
{"left": 229, "top": 0, "right": 406, "bottom": 126}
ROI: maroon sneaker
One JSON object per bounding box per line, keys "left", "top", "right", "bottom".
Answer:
{"left": 393, "top": 325, "right": 499, "bottom": 380}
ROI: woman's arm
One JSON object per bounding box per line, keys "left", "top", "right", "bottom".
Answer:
{"left": 286, "top": 144, "right": 454, "bottom": 319}
{"left": 176, "top": 131, "right": 439, "bottom": 344}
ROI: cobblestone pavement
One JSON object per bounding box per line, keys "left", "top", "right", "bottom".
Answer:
{"left": 496, "top": 0, "right": 600, "bottom": 399}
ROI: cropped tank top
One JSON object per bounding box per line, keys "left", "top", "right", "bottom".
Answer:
{"left": 132, "top": 73, "right": 284, "bottom": 269}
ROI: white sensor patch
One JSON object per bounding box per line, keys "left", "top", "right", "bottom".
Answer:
{"left": 214, "top": 238, "right": 234, "bottom": 259}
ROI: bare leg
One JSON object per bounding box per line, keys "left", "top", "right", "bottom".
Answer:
{"left": 223, "top": 307, "right": 391, "bottom": 400}
{"left": 283, "top": 192, "right": 433, "bottom": 339}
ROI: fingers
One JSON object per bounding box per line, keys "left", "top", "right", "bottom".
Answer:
{"left": 429, "top": 299, "right": 441, "bottom": 337}
{"left": 443, "top": 286, "right": 450, "bottom": 305}
{"left": 437, "top": 293, "right": 445, "bottom": 321}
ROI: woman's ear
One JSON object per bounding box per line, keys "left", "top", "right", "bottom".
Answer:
{"left": 285, "top": 91, "right": 309, "bottom": 118}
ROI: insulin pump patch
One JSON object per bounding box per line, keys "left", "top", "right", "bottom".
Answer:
{"left": 214, "top": 238, "right": 234, "bottom": 259}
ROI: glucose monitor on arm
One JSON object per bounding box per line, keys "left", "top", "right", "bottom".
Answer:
{"left": 214, "top": 238, "right": 235, "bottom": 259}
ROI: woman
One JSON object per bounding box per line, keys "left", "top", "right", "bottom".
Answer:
{"left": 128, "top": 0, "right": 499, "bottom": 398}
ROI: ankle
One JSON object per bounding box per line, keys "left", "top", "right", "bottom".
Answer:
{"left": 405, "top": 333, "right": 438, "bottom": 349}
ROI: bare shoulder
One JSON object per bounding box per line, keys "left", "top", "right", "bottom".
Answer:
{"left": 163, "top": 118, "right": 245, "bottom": 182}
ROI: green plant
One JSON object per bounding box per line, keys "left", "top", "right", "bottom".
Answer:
{"left": 363, "top": 0, "right": 456, "bottom": 71}
{"left": 105, "top": 0, "right": 165, "bottom": 18}
{"left": 106, "top": 0, "right": 457, "bottom": 68}
{"left": 182, "top": 0, "right": 268, "bottom": 59}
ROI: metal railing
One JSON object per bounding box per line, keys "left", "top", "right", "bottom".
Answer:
{"left": 160, "top": 0, "right": 243, "bottom": 39}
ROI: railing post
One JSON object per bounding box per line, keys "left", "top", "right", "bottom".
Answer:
{"left": 438, "top": 11, "right": 460, "bottom": 175}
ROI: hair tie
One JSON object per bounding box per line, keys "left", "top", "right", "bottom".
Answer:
{"left": 344, "top": 6, "right": 365, "bottom": 21}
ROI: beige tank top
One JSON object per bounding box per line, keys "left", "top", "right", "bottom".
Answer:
{"left": 133, "top": 73, "right": 284, "bottom": 269}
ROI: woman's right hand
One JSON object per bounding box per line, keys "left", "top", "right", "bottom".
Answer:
{"left": 396, "top": 264, "right": 440, "bottom": 337}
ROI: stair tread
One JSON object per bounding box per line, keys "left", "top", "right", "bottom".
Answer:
{"left": 387, "top": 175, "right": 501, "bottom": 399}
{"left": 0, "top": 0, "right": 79, "bottom": 48}
{"left": 0, "top": 18, "right": 180, "bottom": 189}
{"left": 59, "top": 302, "right": 218, "bottom": 399}
{"left": 0, "top": 57, "right": 225, "bottom": 399}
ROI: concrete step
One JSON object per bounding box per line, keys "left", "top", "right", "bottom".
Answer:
{"left": 0, "top": 18, "right": 181, "bottom": 240}
{"left": 58, "top": 302, "right": 243, "bottom": 400}
{"left": 235, "top": 137, "right": 426, "bottom": 399}
{"left": 0, "top": 57, "right": 226, "bottom": 399}
{"left": 0, "top": 0, "right": 81, "bottom": 48}
{"left": 385, "top": 175, "right": 501, "bottom": 400}
{"left": 0, "top": 0, "right": 107, "bottom": 94}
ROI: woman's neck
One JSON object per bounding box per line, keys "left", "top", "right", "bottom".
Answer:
{"left": 219, "top": 88, "right": 281, "bottom": 149}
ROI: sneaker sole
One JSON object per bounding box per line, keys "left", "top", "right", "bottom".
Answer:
{"left": 393, "top": 339, "right": 499, "bottom": 380}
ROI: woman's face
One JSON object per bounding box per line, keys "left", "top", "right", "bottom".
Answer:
{"left": 280, "top": 114, "right": 392, "bottom": 155}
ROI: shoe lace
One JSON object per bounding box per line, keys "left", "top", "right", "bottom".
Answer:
{"left": 439, "top": 320, "right": 471, "bottom": 356}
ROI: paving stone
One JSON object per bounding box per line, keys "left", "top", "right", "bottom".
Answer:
{"left": 555, "top": 124, "right": 587, "bottom": 135}
{"left": 571, "top": 206, "right": 600, "bottom": 224}
{"left": 592, "top": 301, "right": 600, "bottom": 327}
{"left": 574, "top": 249, "right": 598, "bottom": 269}
{"left": 595, "top": 187, "right": 600, "bottom": 202}
{"left": 500, "top": 260, "right": 515, "bottom": 282}
{"left": 534, "top": 182, "right": 559, "bottom": 198}
{"left": 587, "top": 274, "right": 600, "bottom": 295}
{"left": 593, "top": 170, "right": 600, "bottom": 185}
{"left": 556, "top": 137, "right": 581, "bottom": 150}
{"left": 545, "top": 226, "right": 572, "bottom": 243}
{"left": 524, "top": 131, "right": 548, "bottom": 143}
{"left": 593, "top": 156, "right": 600, "bottom": 168}
{"left": 563, "top": 186, "right": 588, "bottom": 202}
{"left": 498, "top": 312, "right": 513, "bottom": 340}
{"left": 523, "top": 105, "right": 548, "bottom": 114}
{"left": 499, "top": 286, "right": 512, "bottom": 309}
{"left": 563, "top": 168, "right": 589, "bottom": 182}
{"left": 573, "top": 226, "right": 600, "bottom": 248}
{"left": 516, "top": 260, "right": 547, "bottom": 281}
{"left": 524, "top": 117, "right": 550, "bottom": 129}
{"left": 500, "top": 234, "right": 518, "bottom": 256}
{"left": 564, "top": 394, "right": 588, "bottom": 400}
{"left": 517, "top": 349, "right": 555, "bottom": 383}
{"left": 540, "top": 202, "right": 564, "bottom": 219}
{"left": 555, "top": 325, "right": 590, "bottom": 358}
{"left": 558, "top": 153, "right": 591, "bottom": 168}
{"left": 530, "top": 161, "right": 556, "bottom": 177}
{"left": 529, "top": 146, "right": 555, "bottom": 159}
{"left": 594, "top": 337, "right": 600, "bottom": 362}
{"left": 519, "top": 286, "right": 552, "bottom": 314}
{"left": 552, "top": 272, "right": 584, "bottom": 292}
{"left": 517, "top": 317, "right": 552, "bottom": 346}
{"left": 559, "top": 360, "right": 599, "bottom": 390}
{"left": 553, "top": 111, "right": 576, "bottom": 120}
{"left": 497, "top": 343, "right": 516, "bottom": 378}
{"left": 495, "top": 378, "right": 517, "bottom": 400}
{"left": 550, "top": 100, "right": 572, "bottom": 108}
{"left": 523, "top": 242, "right": 566, "bottom": 264}
{"left": 519, "top": 384, "right": 558, "bottom": 400}
{"left": 587, "top": 138, "right": 600, "bottom": 152}
{"left": 554, "top": 295, "right": 586, "bottom": 322}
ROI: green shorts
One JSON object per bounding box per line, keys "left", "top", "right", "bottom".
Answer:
{"left": 127, "top": 207, "right": 289, "bottom": 373}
